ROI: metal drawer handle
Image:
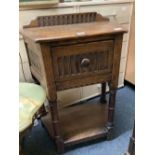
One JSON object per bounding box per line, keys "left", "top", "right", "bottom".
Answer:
{"left": 80, "top": 58, "right": 90, "bottom": 68}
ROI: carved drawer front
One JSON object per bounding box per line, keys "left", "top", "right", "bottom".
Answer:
{"left": 52, "top": 40, "right": 114, "bottom": 90}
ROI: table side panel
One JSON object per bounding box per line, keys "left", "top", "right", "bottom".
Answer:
{"left": 24, "top": 39, "right": 43, "bottom": 82}
{"left": 24, "top": 39, "right": 57, "bottom": 101}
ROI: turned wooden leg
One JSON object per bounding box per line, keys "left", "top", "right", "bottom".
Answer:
{"left": 49, "top": 100, "right": 64, "bottom": 154}
{"left": 106, "top": 82, "right": 117, "bottom": 140}
{"left": 100, "top": 82, "right": 107, "bottom": 104}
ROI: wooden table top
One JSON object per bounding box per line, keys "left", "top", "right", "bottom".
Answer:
{"left": 20, "top": 21, "right": 127, "bottom": 43}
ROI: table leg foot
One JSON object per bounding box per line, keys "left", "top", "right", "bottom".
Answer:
{"left": 56, "top": 138, "right": 64, "bottom": 154}
{"left": 106, "top": 122, "right": 114, "bottom": 140}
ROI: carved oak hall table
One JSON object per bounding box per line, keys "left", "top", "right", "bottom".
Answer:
{"left": 20, "top": 12, "right": 127, "bottom": 153}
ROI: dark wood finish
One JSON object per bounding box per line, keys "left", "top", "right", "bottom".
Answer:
{"left": 23, "top": 12, "right": 109, "bottom": 28}
{"left": 100, "top": 83, "right": 107, "bottom": 103}
{"left": 107, "top": 34, "right": 123, "bottom": 128}
{"left": 21, "top": 22, "right": 125, "bottom": 43}
{"left": 20, "top": 12, "right": 126, "bottom": 153}
{"left": 52, "top": 40, "right": 114, "bottom": 90}
{"left": 43, "top": 101, "right": 109, "bottom": 147}
{"left": 60, "top": 102, "right": 108, "bottom": 145}
{"left": 49, "top": 101, "right": 64, "bottom": 153}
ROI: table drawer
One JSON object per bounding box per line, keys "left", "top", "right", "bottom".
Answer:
{"left": 52, "top": 40, "right": 114, "bottom": 89}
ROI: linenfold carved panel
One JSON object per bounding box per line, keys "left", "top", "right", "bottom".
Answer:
{"left": 52, "top": 40, "right": 114, "bottom": 81}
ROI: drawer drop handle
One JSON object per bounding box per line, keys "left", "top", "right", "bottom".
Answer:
{"left": 80, "top": 58, "right": 90, "bottom": 68}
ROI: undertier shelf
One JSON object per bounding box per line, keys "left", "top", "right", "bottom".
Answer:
{"left": 42, "top": 101, "right": 109, "bottom": 146}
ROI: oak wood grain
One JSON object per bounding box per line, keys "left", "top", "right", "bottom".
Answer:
{"left": 21, "top": 12, "right": 126, "bottom": 153}
{"left": 20, "top": 21, "right": 126, "bottom": 43}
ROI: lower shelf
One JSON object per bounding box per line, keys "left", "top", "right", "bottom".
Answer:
{"left": 42, "top": 101, "right": 109, "bottom": 146}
